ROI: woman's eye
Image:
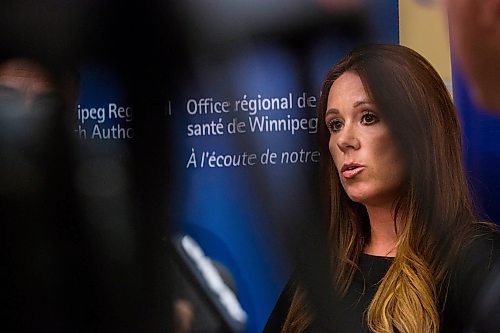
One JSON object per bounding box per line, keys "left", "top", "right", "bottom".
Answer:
{"left": 327, "top": 119, "right": 343, "bottom": 132}
{"left": 361, "top": 112, "right": 378, "bottom": 125}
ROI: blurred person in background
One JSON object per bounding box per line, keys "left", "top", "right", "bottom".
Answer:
{"left": 0, "top": 54, "right": 86, "bottom": 332}
{"left": 264, "top": 44, "right": 500, "bottom": 333}
{"left": 443, "top": 0, "right": 500, "bottom": 333}
{"left": 443, "top": 0, "right": 500, "bottom": 111}
{"left": 441, "top": 1, "right": 500, "bottom": 332}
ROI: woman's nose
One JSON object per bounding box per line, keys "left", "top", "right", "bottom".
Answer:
{"left": 336, "top": 124, "right": 360, "bottom": 152}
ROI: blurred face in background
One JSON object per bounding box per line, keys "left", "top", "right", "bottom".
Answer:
{"left": 325, "top": 71, "right": 407, "bottom": 209}
{"left": 443, "top": 0, "right": 500, "bottom": 110}
{"left": 0, "top": 58, "right": 55, "bottom": 111}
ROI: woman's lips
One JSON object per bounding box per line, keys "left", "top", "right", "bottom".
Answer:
{"left": 341, "top": 164, "right": 364, "bottom": 179}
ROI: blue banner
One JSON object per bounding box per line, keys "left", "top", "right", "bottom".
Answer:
{"left": 76, "top": 3, "right": 399, "bottom": 332}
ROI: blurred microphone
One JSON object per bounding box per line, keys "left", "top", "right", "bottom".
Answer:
{"left": 170, "top": 233, "right": 247, "bottom": 333}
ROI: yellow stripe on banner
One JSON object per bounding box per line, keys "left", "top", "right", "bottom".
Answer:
{"left": 399, "top": 0, "right": 452, "bottom": 92}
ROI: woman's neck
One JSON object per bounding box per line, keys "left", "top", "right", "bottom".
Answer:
{"left": 364, "top": 205, "right": 400, "bottom": 257}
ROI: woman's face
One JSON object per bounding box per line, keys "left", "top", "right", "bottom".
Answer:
{"left": 325, "top": 71, "right": 407, "bottom": 208}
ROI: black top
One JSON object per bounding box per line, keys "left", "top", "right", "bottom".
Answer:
{"left": 263, "top": 231, "right": 500, "bottom": 333}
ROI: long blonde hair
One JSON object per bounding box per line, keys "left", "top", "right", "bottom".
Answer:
{"left": 283, "top": 44, "right": 478, "bottom": 333}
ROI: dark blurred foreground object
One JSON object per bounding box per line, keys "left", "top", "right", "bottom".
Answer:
{"left": 0, "top": 54, "right": 171, "bottom": 333}
{"left": 0, "top": 0, "right": 185, "bottom": 331}
{"left": 0, "top": 56, "right": 86, "bottom": 332}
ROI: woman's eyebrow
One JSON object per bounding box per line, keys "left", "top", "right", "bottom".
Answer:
{"left": 325, "top": 100, "right": 373, "bottom": 117}
{"left": 353, "top": 100, "right": 372, "bottom": 108}
{"left": 325, "top": 108, "right": 339, "bottom": 117}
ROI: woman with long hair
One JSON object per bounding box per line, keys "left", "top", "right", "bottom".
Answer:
{"left": 265, "top": 44, "right": 500, "bottom": 333}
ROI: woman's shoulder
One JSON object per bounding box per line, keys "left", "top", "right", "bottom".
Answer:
{"left": 438, "top": 223, "right": 500, "bottom": 331}
{"left": 448, "top": 222, "right": 500, "bottom": 331}
{"left": 459, "top": 222, "right": 500, "bottom": 266}
{"left": 446, "top": 223, "right": 499, "bottom": 304}
{"left": 451, "top": 222, "right": 500, "bottom": 282}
